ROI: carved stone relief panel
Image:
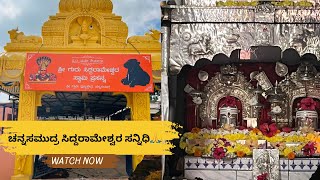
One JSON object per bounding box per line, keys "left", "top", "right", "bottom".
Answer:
{"left": 68, "top": 16, "right": 101, "bottom": 46}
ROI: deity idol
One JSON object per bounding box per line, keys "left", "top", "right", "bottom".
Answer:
{"left": 29, "top": 56, "right": 57, "bottom": 82}
{"left": 219, "top": 96, "right": 239, "bottom": 128}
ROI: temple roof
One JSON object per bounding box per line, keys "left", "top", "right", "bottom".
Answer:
{"left": 59, "top": 0, "right": 113, "bottom": 13}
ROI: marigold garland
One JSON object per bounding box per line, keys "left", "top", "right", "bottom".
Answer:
{"left": 180, "top": 127, "right": 320, "bottom": 159}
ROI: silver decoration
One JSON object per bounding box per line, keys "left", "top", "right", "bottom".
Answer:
{"left": 275, "top": 9, "right": 320, "bottom": 23}
{"left": 255, "top": 3, "right": 275, "bottom": 23}
{"left": 198, "top": 70, "right": 209, "bottom": 81}
{"left": 200, "top": 71, "right": 255, "bottom": 121}
{"left": 183, "top": 0, "right": 219, "bottom": 6}
{"left": 161, "top": 25, "right": 170, "bottom": 180}
{"left": 250, "top": 71, "right": 259, "bottom": 81}
{"left": 171, "top": 8, "right": 255, "bottom": 23}
{"left": 171, "top": 7, "right": 320, "bottom": 23}
{"left": 219, "top": 107, "right": 239, "bottom": 127}
{"left": 253, "top": 149, "right": 280, "bottom": 180}
{"left": 281, "top": 67, "right": 320, "bottom": 127}
{"left": 254, "top": 71, "right": 273, "bottom": 91}
{"left": 275, "top": 62, "right": 288, "bottom": 77}
{"left": 165, "top": 2, "right": 320, "bottom": 74}
{"left": 184, "top": 84, "right": 195, "bottom": 93}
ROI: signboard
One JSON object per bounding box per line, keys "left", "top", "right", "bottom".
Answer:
{"left": 24, "top": 53, "right": 154, "bottom": 92}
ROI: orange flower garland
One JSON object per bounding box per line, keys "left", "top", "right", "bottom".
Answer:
{"left": 194, "top": 149, "right": 202, "bottom": 157}
{"left": 236, "top": 151, "right": 246, "bottom": 158}
{"left": 288, "top": 152, "right": 295, "bottom": 160}
{"left": 251, "top": 128, "right": 260, "bottom": 134}
{"left": 191, "top": 127, "right": 201, "bottom": 134}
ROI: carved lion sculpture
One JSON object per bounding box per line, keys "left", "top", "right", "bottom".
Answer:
{"left": 8, "top": 28, "right": 42, "bottom": 43}
{"left": 127, "top": 29, "right": 161, "bottom": 43}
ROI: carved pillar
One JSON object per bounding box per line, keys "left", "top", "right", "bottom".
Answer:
{"left": 131, "top": 93, "right": 150, "bottom": 171}
{"left": 12, "top": 79, "right": 37, "bottom": 180}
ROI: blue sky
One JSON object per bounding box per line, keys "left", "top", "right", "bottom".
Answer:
{"left": 0, "top": 0, "right": 162, "bottom": 103}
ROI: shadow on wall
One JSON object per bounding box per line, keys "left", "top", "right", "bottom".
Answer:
{"left": 0, "top": 147, "right": 15, "bottom": 180}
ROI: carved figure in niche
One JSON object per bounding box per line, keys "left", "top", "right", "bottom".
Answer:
{"left": 188, "top": 34, "right": 213, "bottom": 59}
{"left": 29, "top": 56, "right": 57, "bottom": 82}
{"left": 127, "top": 29, "right": 161, "bottom": 43}
{"left": 8, "top": 28, "right": 42, "bottom": 43}
{"left": 121, "top": 59, "right": 150, "bottom": 87}
{"left": 69, "top": 16, "right": 100, "bottom": 46}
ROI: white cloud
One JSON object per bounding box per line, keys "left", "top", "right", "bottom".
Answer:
{"left": 113, "top": 0, "right": 161, "bottom": 36}
{"left": 0, "top": 0, "right": 22, "bottom": 20}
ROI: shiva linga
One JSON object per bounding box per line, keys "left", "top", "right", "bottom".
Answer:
{"left": 219, "top": 106, "right": 239, "bottom": 128}
{"left": 295, "top": 98, "right": 319, "bottom": 131}
{"left": 296, "top": 111, "right": 318, "bottom": 130}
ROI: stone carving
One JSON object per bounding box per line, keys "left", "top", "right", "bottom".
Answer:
{"left": 59, "top": 0, "right": 113, "bottom": 13}
{"left": 8, "top": 28, "right": 42, "bottom": 43}
{"left": 127, "top": 29, "right": 161, "bottom": 43}
{"left": 69, "top": 16, "right": 100, "bottom": 46}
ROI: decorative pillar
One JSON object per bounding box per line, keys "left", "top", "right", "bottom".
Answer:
{"left": 11, "top": 79, "right": 37, "bottom": 180}
{"left": 131, "top": 93, "right": 150, "bottom": 171}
